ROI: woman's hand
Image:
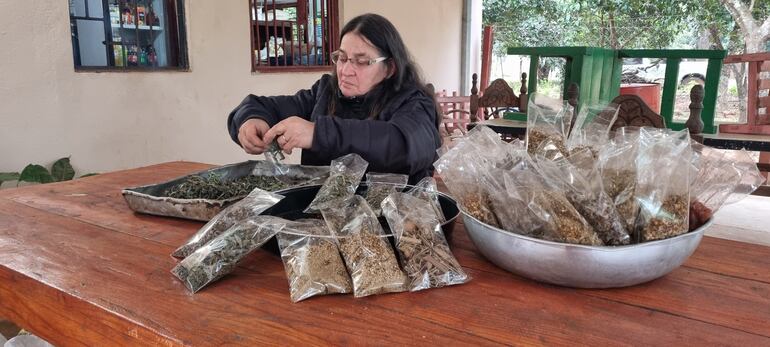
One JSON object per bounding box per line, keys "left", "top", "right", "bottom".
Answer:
{"left": 263, "top": 116, "right": 315, "bottom": 155}
{"left": 238, "top": 118, "right": 271, "bottom": 154}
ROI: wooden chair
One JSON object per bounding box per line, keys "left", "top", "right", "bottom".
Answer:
{"left": 427, "top": 84, "right": 472, "bottom": 137}
{"left": 470, "top": 72, "right": 528, "bottom": 123}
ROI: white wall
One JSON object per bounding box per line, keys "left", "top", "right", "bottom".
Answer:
{"left": 0, "top": 0, "right": 463, "bottom": 177}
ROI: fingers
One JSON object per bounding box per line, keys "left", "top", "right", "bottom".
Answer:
{"left": 238, "top": 120, "right": 268, "bottom": 154}
{"left": 263, "top": 123, "right": 286, "bottom": 145}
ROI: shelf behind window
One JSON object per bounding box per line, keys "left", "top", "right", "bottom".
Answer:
{"left": 111, "top": 23, "right": 163, "bottom": 30}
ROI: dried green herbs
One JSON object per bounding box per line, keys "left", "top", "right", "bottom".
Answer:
{"left": 164, "top": 173, "right": 289, "bottom": 200}
{"left": 305, "top": 154, "right": 368, "bottom": 213}
{"left": 533, "top": 190, "right": 603, "bottom": 246}
{"left": 277, "top": 220, "right": 352, "bottom": 302}
{"left": 364, "top": 173, "right": 408, "bottom": 216}
{"left": 323, "top": 196, "right": 407, "bottom": 297}
{"left": 640, "top": 194, "right": 689, "bottom": 242}
{"left": 383, "top": 193, "right": 468, "bottom": 291}
{"left": 172, "top": 188, "right": 283, "bottom": 258}
{"left": 171, "top": 216, "right": 287, "bottom": 293}
{"left": 265, "top": 139, "right": 286, "bottom": 162}
{"left": 602, "top": 169, "right": 639, "bottom": 234}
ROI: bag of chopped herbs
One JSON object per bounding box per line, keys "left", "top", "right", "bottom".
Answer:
{"left": 171, "top": 216, "right": 288, "bottom": 293}
{"left": 277, "top": 219, "right": 352, "bottom": 302}
{"left": 504, "top": 170, "right": 602, "bottom": 245}
{"left": 172, "top": 188, "right": 283, "bottom": 258}
{"left": 535, "top": 149, "right": 630, "bottom": 246}
{"left": 688, "top": 143, "right": 765, "bottom": 231}
{"left": 364, "top": 172, "right": 408, "bottom": 216}
{"left": 634, "top": 128, "right": 692, "bottom": 242}
{"left": 304, "top": 153, "right": 368, "bottom": 214}
{"left": 382, "top": 193, "right": 469, "bottom": 291}
{"left": 526, "top": 93, "right": 572, "bottom": 158}
{"left": 566, "top": 103, "right": 620, "bottom": 159}
{"left": 600, "top": 127, "right": 641, "bottom": 235}
{"left": 405, "top": 177, "right": 446, "bottom": 223}
{"left": 321, "top": 196, "right": 407, "bottom": 298}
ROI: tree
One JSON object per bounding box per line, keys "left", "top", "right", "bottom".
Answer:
{"left": 720, "top": 0, "right": 770, "bottom": 53}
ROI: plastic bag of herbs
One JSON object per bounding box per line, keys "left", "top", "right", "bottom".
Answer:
{"left": 565, "top": 103, "right": 620, "bottom": 159}
{"left": 172, "top": 188, "right": 284, "bottom": 258}
{"left": 504, "top": 170, "right": 603, "bottom": 245}
{"left": 405, "top": 176, "right": 446, "bottom": 223}
{"left": 600, "top": 127, "right": 642, "bottom": 235}
{"left": 276, "top": 219, "right": 352, "bottom": 302}
{"left": 321, "top": 196, "right": 408, "bottom": 298}
{"left": 534, "top": 146, "right": 631, "bottom": 246}
{"left": 382, "top": 192, "right": 469, "bottom": 291}
{"left": 526, "top": 93, "right": 572, "bottom": 159}
{"left": 363, "top": 172, "right": 408, "bottom": 216}
{"left": 171, "top": 215, "right": 289, "bottom": 293}
{"left": 305, "top": 153, "right": 368, "bottom": 214}
{"left": 633, "top": 127, "right": 692, "bottom": 242}
{"left": 688, "top": 142, "right": 765, "bottom": 231}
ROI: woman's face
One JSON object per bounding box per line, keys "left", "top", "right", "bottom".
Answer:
{"left": 336, "top": 33, "right": 390, "bottom": 97}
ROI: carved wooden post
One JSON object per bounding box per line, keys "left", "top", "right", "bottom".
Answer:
{"left": 686, "top": 84, "right": 705, "bottom": 141}
{"left": 470, "top": 73, "right": 479, "bottom": 123}
{"left": 566, "top": 82, "right": 579, "bottom": 135}
{"left": 519, "top": 72, "right": 528, "bottom": 113}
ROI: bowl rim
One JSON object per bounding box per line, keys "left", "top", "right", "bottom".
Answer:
{"left": 462, "top": 210, "right": 712, "bottom": 252}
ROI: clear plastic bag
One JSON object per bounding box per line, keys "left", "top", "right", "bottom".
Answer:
{"left": 277, "top": 219, "right": 352, "bottom": 302}
{"left": 305, "top": 153, "right": 368, "bottom": 213}
{"left": 634, "top": 128, "right": 692, "bottom": 242}
{"left": 406, "top": 176, "right": 446, "bottom": 223}
{"left": 600, "top": 127, "right": 641, "bottom": 235}
{"left": 321, "top": 196, "right": 407, "bottom": 297}
{"left": 504, "top": 170, "right": 602, "bottom": 245}
{"left": 172, "top": 188, "right": 284, "bottom": 258}
{"left": 566, "top": 103, "right": 620, "bottom": 159}
{"left": 171, "top": 216, "right": 288, "bottom": 293}
{"left": 688, "top": 143, "right": 766, "bottom": 230}
{"left": 364, "top": 172, "right": 408, "bottom": 216}
{"left": 382, "top": 193, "right": 469, "bottom": 291}
{"left": 526, "top": 93, "right": 571, "bottom": 158}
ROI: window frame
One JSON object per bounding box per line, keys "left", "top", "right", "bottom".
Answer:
{"left": 70, "top": 0, "right": 190, "bottom": 72}
{"left": 248, "top": 0, "right": 339, "bottom": 73}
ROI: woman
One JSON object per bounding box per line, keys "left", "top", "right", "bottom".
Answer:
{"left": 227, "top": 13, "right": 441, "bottom": 183}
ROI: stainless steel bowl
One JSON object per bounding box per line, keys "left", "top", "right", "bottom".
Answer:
{"left": 463, "top": 213, "right": 711, "bottom": 288}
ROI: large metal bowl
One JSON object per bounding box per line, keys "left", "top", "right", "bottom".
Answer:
{"left": 463, "top": 212, "right": 711, "bottom": 288}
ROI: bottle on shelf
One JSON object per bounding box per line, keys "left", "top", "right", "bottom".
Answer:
{"left": 139, "top": 46, "right": 148, "bottom": 66}
{"left": 127, "top": 45, "right": 138, "bottom": 66}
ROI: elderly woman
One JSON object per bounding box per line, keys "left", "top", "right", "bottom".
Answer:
{"left": 227, "top": 13, "right": 440, "bottom": 183}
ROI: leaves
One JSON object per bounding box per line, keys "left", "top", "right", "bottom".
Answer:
{"left": 51, "top": 157, "right": 75, "bottom": 182}
{"left": 19, "top": 164, "right": 54, "bottom": 184}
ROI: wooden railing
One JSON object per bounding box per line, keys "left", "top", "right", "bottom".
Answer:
{"left": 719, "top": 52, "right": 770, "bottom": 135}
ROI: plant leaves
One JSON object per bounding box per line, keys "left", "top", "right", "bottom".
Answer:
{"left": 0, "top": 172, "right": 20, "bottom": 186}
{"left": 51, "top": 157, "right": 76, "bottom": 182}
{"left": 19, "top": 164, "right": 54, "bottom": 184}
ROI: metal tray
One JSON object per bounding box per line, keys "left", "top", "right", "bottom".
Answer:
{"left": 122, "top": 161, "right": 329, "bottom": 221}
{"left": 464, "top": 212, "right": 711, "bottom": 288}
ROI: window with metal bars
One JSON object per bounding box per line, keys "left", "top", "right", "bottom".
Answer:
{"left": 68, "top": 0, "right": 188, "bottom": 70}
{"left": 249, "top": 0, "right": 339, "bottom": 72}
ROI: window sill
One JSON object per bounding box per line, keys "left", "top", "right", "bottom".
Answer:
{"left": 254, "top": 66, "right": 333, "bottom": 73}
{"left": 74, "top": 66, "right": 191, "bottom": 73}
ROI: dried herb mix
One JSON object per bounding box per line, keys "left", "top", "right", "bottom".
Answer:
{"left": 527, "top": 128, "right": 568, "bottom": 158}
{"left": 534, "top": 190, "right": 603, "bottom": 246}
{"left": 364, "top": 173, "right": 408, "bottom": 216}
{"left": 172, "top": 216, "right": 286, "bottom": 293}
{"left": 641, "top": 194, "right": 689, "bottom": 241}
{"left": 164, "top": 173, "right": 289, "bottom": 200}
{"left": 305, "top": 154, "right": 368, "bottom": 213}
{"left": 172, "top": 188, "right": 283, "bottom": 258}
{"left": 277, "top": 220, "right": 352, "bottom": 302}
{"left": 602, "top": 169, "right": 639, "bottom": 234}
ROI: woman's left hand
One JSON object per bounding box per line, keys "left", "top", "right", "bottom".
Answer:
{"left": 263, "top": 116, "right": 315, "bottom": 155}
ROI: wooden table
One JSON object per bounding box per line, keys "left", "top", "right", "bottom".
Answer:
{"left": 1, "top": 162, "right": 769, "bottom": 346}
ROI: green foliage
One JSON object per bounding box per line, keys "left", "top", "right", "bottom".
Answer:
{"left": 0, "top": 157, "right": 97, "bottom": 188}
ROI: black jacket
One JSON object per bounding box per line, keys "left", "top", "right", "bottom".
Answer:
{"left": 227, "top": 74, "right": 441, "bottom": 183}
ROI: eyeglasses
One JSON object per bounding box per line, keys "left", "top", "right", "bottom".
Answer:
{"left": 331, "top": 50, "right": 388, "bottom": 68}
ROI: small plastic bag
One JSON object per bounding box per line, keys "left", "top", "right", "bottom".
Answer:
{"left": 405, "top": 176, "right": 446, "bottom": 223}
{"left": 277, "top": 219, "right": 352, "bottom": 302}
{"left": 526, "top": 93, "right": 571, "bottom": 158}
{"left": 304, "top": 153, "right": 368, "bottom": 213}
{"left": 383, "top": 193, "right": 469, "bottom": 291}
{"left": 171, "top": 216, "right": 288, "bottom": 293}
{"left": 566, "top": 103, "right": 620, "bottom": 159}
{"left": 634, "top": 127, "right": 692, "bottom": 242}
{"left": 321, "top": 196, "right": 407, "bottom": 298}
{"left": 172, "top": 188, "right": 284, "bottom": 258}
{"left": 600, "top": 127, "right": 641, "bottom": 234}
{"left": 363, "top": 172, "right": 408, "bottom": 216}
{"left": 688, "top": 143, "right": 765, "bottom": 230}
{"left": 505, "top": 170, "right": 602, "bottom": 245}
{"left": 263, "top": 139, "right": 289, "bottom": 176}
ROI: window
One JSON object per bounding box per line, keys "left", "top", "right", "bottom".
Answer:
{"left": 68, "top": 0, "right": 188, "bottom": 70}
{"left": 249, "top": 0, "right": 339, "bottom": 72}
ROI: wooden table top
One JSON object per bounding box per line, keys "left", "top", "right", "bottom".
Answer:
{"left": 1, "top": 161, "right": 769, "bottom": 346}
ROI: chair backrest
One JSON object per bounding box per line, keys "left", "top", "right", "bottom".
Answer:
{"left": 608, "top": 94, "right": 667, "bottom": 131}
{"left": 427, "top": 84, "right": 472, "bottom": 136}
{"left": 470, "top": 72, "right": 528, "bottom": 122}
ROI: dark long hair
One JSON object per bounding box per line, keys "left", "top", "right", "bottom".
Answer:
{"left": 327, "top": 13, "right": 440, "bottom": 127}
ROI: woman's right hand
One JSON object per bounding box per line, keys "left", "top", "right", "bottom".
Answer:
{"left": 237, "top": 118, "right": 271, "bottom": 154}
